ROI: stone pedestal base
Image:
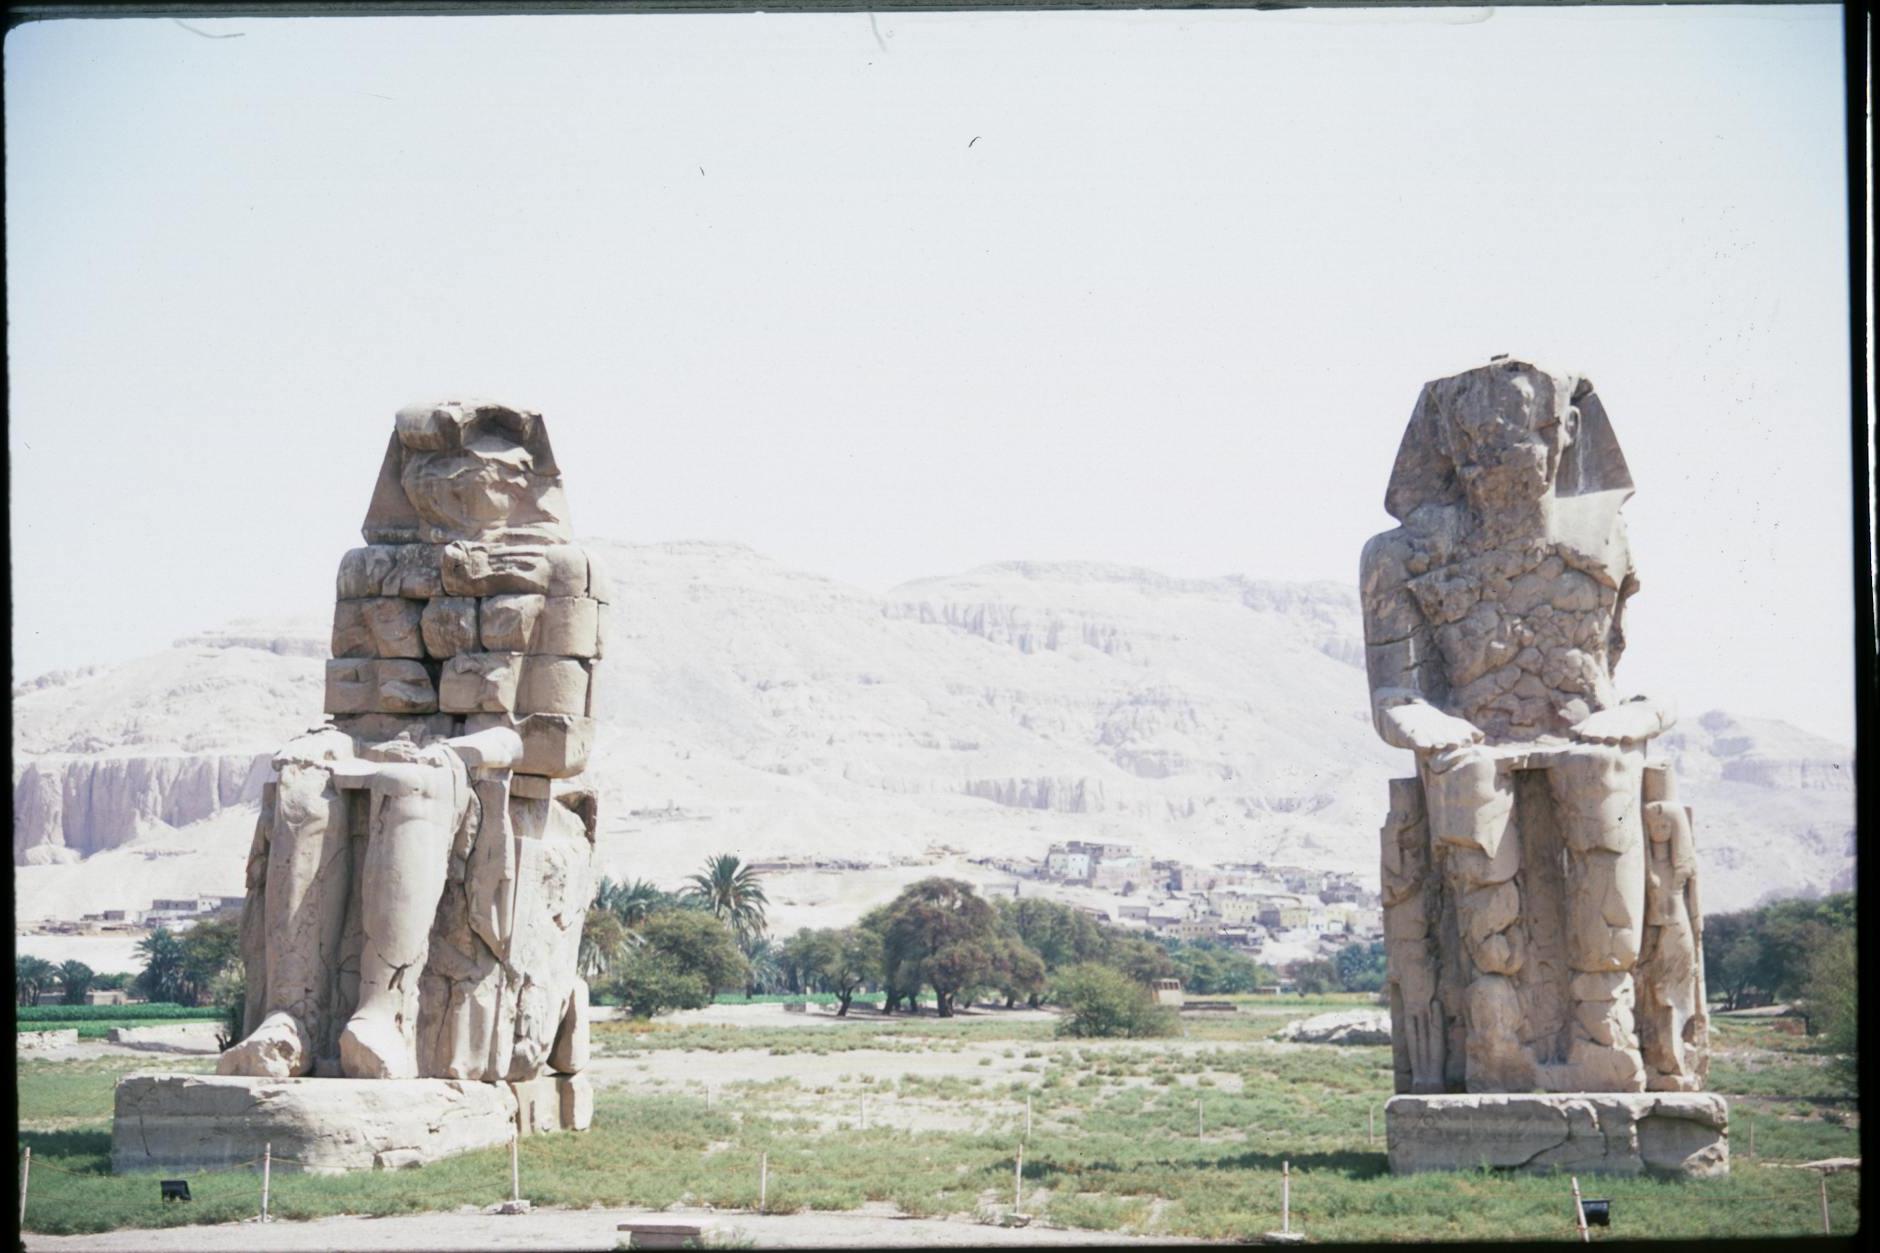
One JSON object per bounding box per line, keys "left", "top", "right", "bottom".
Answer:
{"left": 112, "top": 1072, "right": 593, "bottom": 1175}
{"left": 1385, "top": 1093, "right": 1728, "bottom": 1178}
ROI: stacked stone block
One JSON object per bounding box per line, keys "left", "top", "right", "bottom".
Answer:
{"left": 324, "top": 540, "right": 609, "bottom": 786}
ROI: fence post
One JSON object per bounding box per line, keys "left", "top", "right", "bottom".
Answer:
{"left": 1369, "top": 1105, "right": 1376, "bottom": 1145}
{"left": 1281, "top": 1160, "right": 1292, "bottom": 1234}
{"left": 19, "top": 1146, "right": 30, "bottom": 1229}
{"left": 1571, "top": 1175, "right": 1589, "bottom": 1243}
{"left": 510, "top": 1128, "right": 521, "bottom": 1204}
{"left": 261, "top": 1141, "right": 272, "bottom": 1222}
{"left": 759, "top": 1151, "right": 768, "bottom": 1214}
{"left": 1014, "top": 1143, "right": 1024, "bottom": 1214}
{"left": 1819, "top": 1173, "right": 1831, "bottom": 1235}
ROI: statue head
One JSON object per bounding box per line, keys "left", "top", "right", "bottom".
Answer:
{"left": 1384, "top": 358, "right": 1633, "bottom": 525}
{"left": 361, "top": 400, "right": 571, "bottom": 545}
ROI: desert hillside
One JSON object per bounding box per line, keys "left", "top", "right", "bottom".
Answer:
{"left": 12, "top": 540, "right": 1855, "bottom": 924}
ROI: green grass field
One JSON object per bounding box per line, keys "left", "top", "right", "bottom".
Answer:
{"left": 15, "top": 998, "right": 1860, "bottom": 1241}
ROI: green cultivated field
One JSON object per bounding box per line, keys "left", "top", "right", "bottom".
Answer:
{"left": 15, "top": 997, "right": 1860, "bottom": 1241}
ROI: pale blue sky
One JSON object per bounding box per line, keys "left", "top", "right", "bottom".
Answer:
{"left": 5, "top": 6, "right": 1856, "bottom": 742}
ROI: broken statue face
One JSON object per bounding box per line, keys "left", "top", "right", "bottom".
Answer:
{"left": 373, "top": 401, "right": 571, "bottom": 545}
{"left": 1432, "top": 363, "right": 1580, "bottom": 510}
{"left": 402, "top": 434, "right": 542, "bottom": 539}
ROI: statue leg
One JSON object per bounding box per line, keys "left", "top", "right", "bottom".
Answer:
{"left": 218, "top": 752, "right": 353, "bottom": 1078}
{"left": 1421, "top": 746, "right": 1530, "bottom": 1092}
{"left": 337, "top": 759, "right": 465, "bottom": 1079}
{"left": 1546, "top": 744, "right": 1648, "bottom": 1092}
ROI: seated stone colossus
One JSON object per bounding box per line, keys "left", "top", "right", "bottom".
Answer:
{"left": 1362, "top": 359, "right": 1709, "bottom": 1101}
{"left": 219, "top": 400, "right": 605, "bottom": 1086}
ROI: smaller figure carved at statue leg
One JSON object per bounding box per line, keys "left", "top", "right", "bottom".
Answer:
{"left": 337, "top": 751, "right": 465, "bottom": 1080}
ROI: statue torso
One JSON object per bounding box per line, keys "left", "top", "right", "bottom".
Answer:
{"left": 1402, "top": 516, "right": 1625, "bottom": 744}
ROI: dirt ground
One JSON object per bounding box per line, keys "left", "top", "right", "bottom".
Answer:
{"left": 22, "top": 1202, "right": 1220, "bottom": 1250}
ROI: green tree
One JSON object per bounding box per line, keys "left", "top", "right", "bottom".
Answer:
{"left": 16, "top": 955, "right": 56, "bottom": 1006}
{"left": 984, "top": 933, "right": 1048, "bottom": 1008}
{"left": 1333, "top": 940, "right": 1389, "bottom": 994}
{"left": 57, "top": 960, "right": 96, "bottom": 1005}
{"left": 91, "top": 971, "right": 134, "bottom": 992}
{"left": 1291, "top": 958, "right": 1338, "bottom": 996}
{"left": 1800, "top": 925, "right": 1857, "bottom": 1087}
{"left": 742, "top": 935, "right": 785, "bottom": 996}
{"left": 595, "top": 876, "right": 686, "bottom": 929}
{"left": 1166, "top": 942, "right": 1269, "bottom": 995}
{"left": 996, "top": 898, "right": 1105, "bottom": 974}
{"left": 1713, "top": 933, "right": 1765, "bottom": 1011}
{"left": 876, "top": 878, "right": 1002, "bottom": 1017}
{"left": 135, "top": 928, "right": 189, "bottom": 1003}
{"left": 177, "top": 917, "right": 243, "bottom": 1007}
{"left": 604, "top": 910, "right": 749, "bottom": 1018}
{"left": 578, "top": 908, "right": 632, "bottom": 984}
{"left": 778, "top": 928, "right": 832, "bottom": 995}
{"left": 802, "top": 927, "right": 881, "bottom": 1016}
{"left": 1101, "top": 934, "right": 1177, "bottom": 985}
{"left": 683, "top": 854, "right": 771, "bottom": 948}
{"left": 1052, "top": 963, "right": 1177, "bottom": 1039}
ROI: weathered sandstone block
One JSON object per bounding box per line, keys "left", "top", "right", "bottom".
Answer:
{"left": 112, "top": 1074, "right": 539, "bottom": 1174}
{"left": 517, "top": 656, "right": 590, "bottom": 716}
{"left": 438, "top": 653, "right": 522, "bottom": 714}
{"left": 421, "top": 597, "right": 479, "bottom": 658}
{"left": 1386, "top": 1093, "right": 1728, "bottom": 1178}
{"left": 536, "top": 597, "right": 600, "bottom": 657}
{"left": 480, "top": 594, "right": 546, "bottom": 651}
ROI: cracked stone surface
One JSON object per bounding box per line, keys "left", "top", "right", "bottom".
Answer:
{"left": 1385, "top": 1093, "right": 1729, "bottom": 1178}
{"left": 1365, "top": 361, "right": 1714, "bottom": 1111}
{"left": 110, "top": 1074, "right": 590, "bottom": 1174}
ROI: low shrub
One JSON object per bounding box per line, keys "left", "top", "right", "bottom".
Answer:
{"left": 1052, "top": 964, "right": 1178, "bottom": 1039}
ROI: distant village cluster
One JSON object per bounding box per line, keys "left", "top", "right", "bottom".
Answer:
{"left": 973, "top": 840, "right": 1384, "bottom": 962}
{"left": 35, "top": 894, "right": 244, "bottom": 936}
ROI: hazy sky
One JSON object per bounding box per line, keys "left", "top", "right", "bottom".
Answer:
{"left": 5, "top": 6, "right": 1856, "bottom": 742}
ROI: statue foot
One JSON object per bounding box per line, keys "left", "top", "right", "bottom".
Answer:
{"left": 339, "top": 1012, "right": 416, "bottom": 1080}
{"left": 217, "top": 1011, "right": 313, "bottom": 1078}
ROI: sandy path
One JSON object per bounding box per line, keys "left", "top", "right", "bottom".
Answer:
{"left": 25, "top": 1204, "right": 1220, "bottom": 1250}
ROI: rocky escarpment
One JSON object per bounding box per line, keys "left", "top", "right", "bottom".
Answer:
{"left": 1658, "top": 709, "right": 1855, "bottom": 791}
{"left": 13, "top": 752, "right": 271, "bottom": 863}
{"left": 12, "top": 621, "right": 325, "bottom": 866}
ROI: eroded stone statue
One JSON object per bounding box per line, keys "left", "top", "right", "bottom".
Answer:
{"left": 1364, "top": 360, "right": 1711, "bottom": 1103}
{"left": 219, "top": 400, "right": 604, "bottom": 1088}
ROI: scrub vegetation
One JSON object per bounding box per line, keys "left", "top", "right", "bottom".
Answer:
{"left": 16, "top": 998, "right": 1858, "bottom": 1241}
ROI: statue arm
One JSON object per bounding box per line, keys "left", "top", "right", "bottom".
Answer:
{"left": 1571, "top": 543, "right": 1677, "bottom": 744}
{"left": 1361, "top": 530, "right": 1480, "bottom": 754}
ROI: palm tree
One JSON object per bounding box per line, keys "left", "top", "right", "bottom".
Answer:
{"left": 741, "top": 935, "right": 784, "bottom": 997}
{"left": 58, "top": 960, "right": 95, "bottom": 1005}
{"left": 136, "top": 928, "right": 189, "bottom": 1004}
{"left": 594, "top": 877, "right": 676, "bottom": 930}
{"left": 682, "top": 854, "right": 769, "bottom": 948}
{"left": 578, "top": 909, "right": 632, "bottom": 983}
{"left": 15, "top": 955, "right": 56, "bottom": 1006}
